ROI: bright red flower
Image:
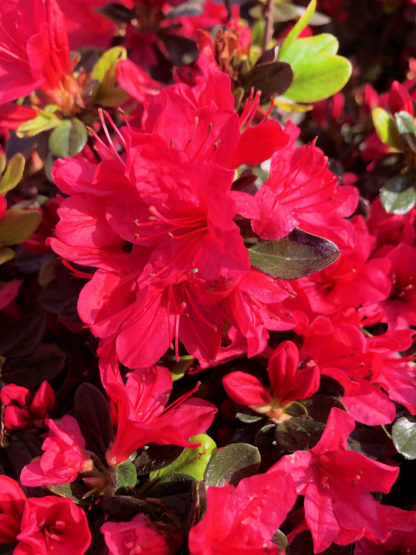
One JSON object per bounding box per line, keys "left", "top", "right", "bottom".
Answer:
{"left": 1, "top": 380, "right": 55, "bottom": 429}
{"left": 271, "top": 408, "right": 399, "bottom": 553}
{"left": 100, "top": 357, "right": 217, "bottom": 467}
{"left": 15, "top": 496, "right": 91, "bottom": 555}
{"left": 0, "top": 476, "right": 26, "bottom": 544}
{"left": 188, "top": 471, "right": 297, "bottom": 554}
{"left": 0, "top": 0, "right": 71, "bottom": 104}
{"left": 223, "top": 341, "right": 319, "bottom": 421}
{"left": 20, "top": 415, "right": 93, "bottom": 487}
{"left": 101, "top": 513, "right": 169, "bottom": 555}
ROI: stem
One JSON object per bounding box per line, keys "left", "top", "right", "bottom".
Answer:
{"left": 224, "top": 0, "right": 232, "bottom": 20}
{"left": 262, "top": 0, "right": 275, "bottom": 52}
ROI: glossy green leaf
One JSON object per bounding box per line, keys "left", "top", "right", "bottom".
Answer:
{"left": 115, "top": 461, "right": 138, "bottom": 489}
{"left": 249, "top": 228, "right": 339, "bottom": 279}
{"left": 279, "top": 34, "right": 338, "bottom": 66}
{"left": 275, "top": 417, "right": 325, "bottom": 452}
{"left": 49, "top": 118, "right": 87, "bottom": 158}
{"left": 372, "top": 107, "right": 403, "bottom": 150}
{"left": 0, "top": 153, "right": 25, "bottom": 194}
{"left": 150, "top": 434, "right": 216, "bottom": 482}
{"left": 0, "top": 207, "right": 42, "bottom": 246}
{"left": 278, "top": 0, "right": 317, "bottom": 59}
{"left": 283, "top": 53, "right": 351, "bottom": 102}
{"left": 380, "top": 186, "right": 416, "bottom": 214}
{"left": 392, "top": 416, "right": 416, "bottom": 459}
{"left": 204, "top": 443, "right": 261, "bottom": 487}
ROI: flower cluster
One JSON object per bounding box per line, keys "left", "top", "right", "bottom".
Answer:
{"left": 0, "top": 0, "right": 415, "bottom": 554}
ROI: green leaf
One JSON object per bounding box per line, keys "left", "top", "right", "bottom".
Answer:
{"left": 49, "top": 118, "right": 87, "bottom": 158}
{"left": 380, "top": 186, "right": 416, "bottom": 214}
{"left": 372, "top": 107, "right": 403, "bottom": 150}
{"left": 0, "top": 152, "right": 6, "bottom": 175}
{"left": 282, "top": 53, "right": 351, "bottom": 102}
{"left": 0, "top": 207, "right": 42, "bottom": 246}
{"left": 279, "top": 34, "right": 338, "bottom": 66}
{"left": 150, "top": 434, "right": 216, "bottom": 482}
{"left": 204, "top": 443, "right": 261, "bottom": 487}
{"left": 278, "top": 0, "right": 317, "bottom": 59}
{"left": 249, "top": 228, "right": 339, "bottom": 279}
{"left": 243, "top": 61, "right": 294, "bottom": 103}
{"left": 115, "top": 461, "right": 138, "bottom": 489}
{"left": 392, "top": 416, "right": 416, "bottom": 459}
{"left": 16, "top": 111, "right": 61, "bottom": 138}
{"left": 91, "top": 46, "right": 129, "bottom": 106}
{"left": 275, "top": 417, "right": 325, "bottom": 452}
{"left": 0, "top": 153, "right": 25, "bottom": 194}
{"left": 395, "top": 110, "right": 416, "bottom": 136}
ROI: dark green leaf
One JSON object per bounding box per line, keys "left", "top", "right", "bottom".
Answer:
{"left": 204, "top": 443, "right": 261, "bottom": 487}
{"left": 249, "top": 228, "right": 339, "bottom": 279}
{"left": 115, "top": 461, "right": 138, "bottom": 489}
{"left": 97, "top": 2, "right": 134, "bottom": 22}
{"left": 275, "top": 417, "right": 324, "bottom": 452}
{"left": 347, "top": 426, "right": 386, "bottom": 460}
{"left": 0, "top": 312, "right": 46, "bottom": 358}
{"left": 150, "top": 434, "right": 216, "bottom": 482}
{"left": 48, "top": 118, "right": 87, "bottom": 158}
{"left": 392, "top": 416, "right": 416, "bottom": 459}
{"left": 302, "top": 395, "right": 345, "bottom": 423}
{"left": 74, "top": 383, "right": 112, "bottom": 462}
{"left": 243, "top": 61, "right": 293, "bottom": 102}
{"left": 102, "top": 495, "right": 160, "bottom": 521}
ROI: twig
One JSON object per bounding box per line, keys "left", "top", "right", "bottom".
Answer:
{"left": 224, "top": 0, "right": 232, "bottom": 21}
{"left": 262, "top": 0, "right": 274, "bottom": 52}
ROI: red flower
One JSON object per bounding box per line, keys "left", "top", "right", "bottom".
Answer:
{"left": 271, "top": 408, "right": 399, "bottom": 553}
{"left": 100, "top": 357, "right": 217, "bottom": 467}
{"left": 0, "top": 0, "right": 71, "bottom": 104}
{"left": 1, "top": 381, "right": 55, "bottom": 429}
{"left": 188, "top": 471, "right": 297, "bottom": 554}
{"left": 0, "top": 476, "right": 26, "bottom": 544}
{"left": 20, "top": 415, "right": 93, "bottom": 487}
{"left": 15, "top": 496, "right": 91, "bottom": 555}
{"left": 101, "top": 513, "right": 169, "bottom": 555}
{"left": 223, "top": 341, "right": 319, "bottom": 421}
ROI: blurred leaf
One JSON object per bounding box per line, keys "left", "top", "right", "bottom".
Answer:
{"left": 74, "top": 383, "right": 112, "bottom": 462}
{"left": 275, "top": 417, "right": 324, "bottom": 452}
{"left": 97, "top": 2, "right": 134, "bottom": 23}
{"left": 0, "top": 153, "right": 25, "bottom": 195}
{"left": 159, "top": 34, "right": 198, "bottom": 66}
{"left": 134, "top": 444, "right": 185, "bottom": 475}
{"left": 16, "top": 110, "right": 60, "bottom": 138}
{"left": 372, "top": 107, "right": 402, "bottom": 150}
{"left": 272, "top": 530, "right": 289, "bottom": 551}
{"left": 0, "top": 247, "right": 14, "bottom": 265}
{"left": 115, "top": 461, "right": 137, "bottom": 489}
{"left": 395, "top": 110, "right": 416, "bottom": 137}
{"left": 0, "top": 312, "right": 46, "bottom": 357}
{"left": 243, "top": 61, "right": 293, "bottom": 103}
{"left": 380, "top": 186, "right": 416, "bottom": 214}
{"left": 279, "top": 0, "right": 317, "bottom": 58}
{"left": 46, "top": 482, "right": 89, "bottom": 504}
{"left": 204, "top": 443, "right": 261, "bottom": 487}
{"left": 48, "top": 118, "right": 87, "bottom": 158}
{"left": 0, "top": 152, "right": 5, "bottom": 175}
{"left": 249, "top": 228, "right": 339, "bottom": 279}
{"left": 1, "top": 343, "right": 66, "bottom": 388}
{"left": 166, "top": 0, "right": 203, "bottom": 18}
{"left": 282, "top": 53, "right": 351, "bottom": 103}
{"left": 392, "top": 416, "right": 416, "bottom": 459}
{"left": 150, "top": 434, "right": 216, "bottom": 482}
{"left": 0, "top": 207, "right": 42, "bottom": 246}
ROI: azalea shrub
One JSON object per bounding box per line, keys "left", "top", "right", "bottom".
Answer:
{"left": 1, "top": 0, "right": 416, "bottom": 553}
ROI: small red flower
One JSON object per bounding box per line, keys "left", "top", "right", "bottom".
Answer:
{"left": 1, "top": 381, "right": 55, "bottom": 430}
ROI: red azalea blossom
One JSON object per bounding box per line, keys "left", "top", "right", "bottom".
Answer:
{"left": 223, "top": 340, "right": 319, "bottom": 421}
{"left": 101, "top": 513, "right": 170, "bottom": 555}
{"left": 271, "top": 408, "right": 399, "bottom": 552}
{"left": 1, "top": 380, "right": 55, "bottom": 429}
{"left": 100, "top": 356, "right": 217, "bottom": 467}
{"left": 188, "top": 471, "right": 297, "bottom": 554}
{"left": 20, "top": 415, "right": 93, "bottom": 486}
